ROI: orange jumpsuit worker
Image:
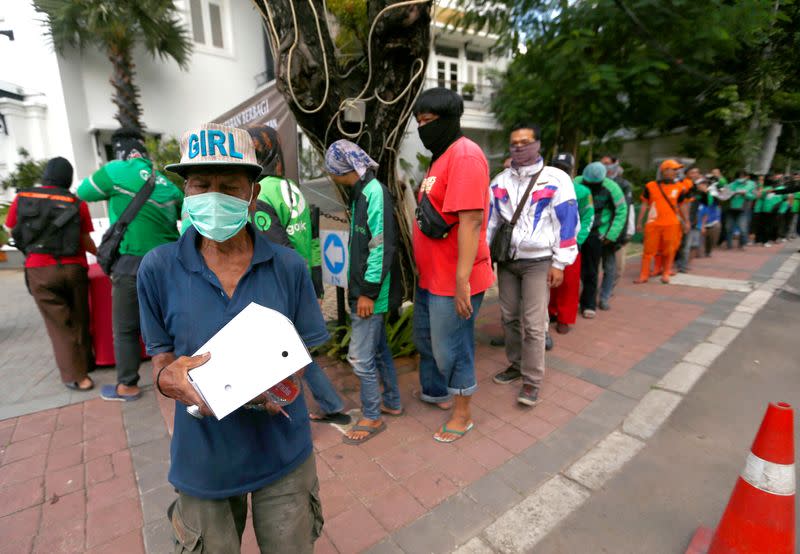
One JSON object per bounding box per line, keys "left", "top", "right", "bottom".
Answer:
{"left": 654, "top": 172, "right": 694, "bottom": 275}
{"left": 635, "top": 159, "right": 690, "bottom": 284}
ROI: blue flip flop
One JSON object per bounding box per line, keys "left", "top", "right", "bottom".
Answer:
{"left": 100, "top": 384, "right": 142, "bottom": 402}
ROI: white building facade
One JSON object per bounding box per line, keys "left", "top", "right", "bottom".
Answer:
{"left": 1, "top": 0, "right": 506, "bottom": 193}
{"left": 0, "top": 0, "right": 271, "bottom": 187}
{"left": 397, "top": 7, "right": 510, "bottom": 185}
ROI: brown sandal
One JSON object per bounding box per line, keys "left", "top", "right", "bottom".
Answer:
{"left": 342, "top": 421, "right": 387, "bottom": 445}
{"left": 65, "top": 378, "right": 94, "bottom": 391}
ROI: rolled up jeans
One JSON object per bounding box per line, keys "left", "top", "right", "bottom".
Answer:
{"left": 498, "top": 258, "right": 550, "bottom": 388}
{"left": 348, "top": 313, "right": 401, "bottom": 420}
{"left": 414, "top": 287, "right": 484, "bottom": 402}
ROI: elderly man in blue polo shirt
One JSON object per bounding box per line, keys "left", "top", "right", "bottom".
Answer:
{"left": 137, "top": 123, "right": 328, "bottom": 553}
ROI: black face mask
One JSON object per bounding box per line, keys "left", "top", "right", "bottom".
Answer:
{"left": 418, "top": 116, "right": 463, "bottom": 161}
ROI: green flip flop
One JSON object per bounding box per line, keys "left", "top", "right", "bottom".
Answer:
{"left": 433, "top": 422, "right": 474, "bottom": 444}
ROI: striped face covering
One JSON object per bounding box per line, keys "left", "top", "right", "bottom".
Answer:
{"left": 324, "top": 140, "right": 378, "bottom": 178}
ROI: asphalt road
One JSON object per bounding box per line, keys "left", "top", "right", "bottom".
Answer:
{"left": 534, "top": 267, "right": 800, "bottom": 554}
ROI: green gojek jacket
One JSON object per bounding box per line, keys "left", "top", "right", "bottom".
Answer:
{"left": 574, "top": 182, "right": 596, "bottom": 247}
{"left": 348, "top": 171, "right": 401, "bottom": 314}
{"left": 726, "top": 179, "right": 756, "bottom": 210}
{"left": 753, "top": 186, "right": 789, "bottom": 214}
{"left": 252, "top": 176, "right": 323, "bottom": 297}
{"left": 573, "top": 176, "right": 626, "bottom": 242}
{"left": 78, "top": 158, "right": 183, "bottom": 257}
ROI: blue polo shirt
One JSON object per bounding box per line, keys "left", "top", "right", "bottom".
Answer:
{"left": 137, "top": 224, "right": 329, "bottom": 499}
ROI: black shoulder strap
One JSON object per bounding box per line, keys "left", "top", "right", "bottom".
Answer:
{"left": 281, "top": 178, "right": 294, "bottom": 228}
{"left": 117, "top": 170, "right": 156, "bottom": 226}
{"left": 510, "top": 169, "right": 544, "bottom": 226}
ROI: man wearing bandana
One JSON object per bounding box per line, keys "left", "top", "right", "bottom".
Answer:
{"left": 77, "top": 128, "right": 183, "bottom": 401}
{"left": 487, "top": 123, "right": 579, "bottom": 406}
{"left": 412, "top": 88, "right": 494, "bottom": 443}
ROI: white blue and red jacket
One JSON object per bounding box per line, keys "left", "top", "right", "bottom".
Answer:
{"left": 486, "top": 160, "right": 580, "bottom": 270}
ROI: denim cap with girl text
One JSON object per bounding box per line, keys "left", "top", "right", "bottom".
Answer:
{"left": 166, "top": 123, "right": 263, "bottom": 180}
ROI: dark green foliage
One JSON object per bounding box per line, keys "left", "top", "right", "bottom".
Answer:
{"left": 0, "top": 203, "right": 10, "bottom": 247}
{"left": 385, "top": 304, "right": 416, "bottom": 358}
{"left": 144, "top": 136, "right": 183, "bottom": 188}
{"left": 0, "top": 149, "right": 48, "bottom": 190}
{"left": 458, "top": 0, "right": 800, "bottom": 175}
{"left": 313, "top": 305, "right": 416, "bottom": 361}
{"left": 315, "top": 318, "right": 353, "bottom": 361}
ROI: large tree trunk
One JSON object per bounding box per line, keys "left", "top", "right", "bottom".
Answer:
{"left": 253, "top": 0, "right": 433, "bottom": 300}
{"left": 756, "top": 121, "right": 782, "bottom": 175}
{"left": 107, "top": 44, "right": 144, "bottom": 132}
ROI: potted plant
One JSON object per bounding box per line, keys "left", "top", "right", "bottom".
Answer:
{"left": 462, "top": 83, "right": 476, "bottom": 101}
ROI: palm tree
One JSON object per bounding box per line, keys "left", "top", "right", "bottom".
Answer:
{"left": 34, "top": 0, "right": 192, "bottom": 132}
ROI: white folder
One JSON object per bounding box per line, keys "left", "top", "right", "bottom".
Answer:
{"left": 187, "top": 302, "right": 312, "bottom": 420}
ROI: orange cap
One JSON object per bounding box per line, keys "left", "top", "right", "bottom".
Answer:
{"left": 660, "top": 159, "right": 684, "bottom": 171}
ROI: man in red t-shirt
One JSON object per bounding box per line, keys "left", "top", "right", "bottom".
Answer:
{"left": 5, "top": 157, "right": 97, "bottom": 390}
{"left": 411, "top": 88, "right": 494, "bottom": 443}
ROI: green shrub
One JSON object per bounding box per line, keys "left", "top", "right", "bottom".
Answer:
{"left": 0, "top": 203, "right": 10, "bottom": 247}
{"left": 314, "top": 304, "right": 416, "bottom": 361}
{"left": 144, "top": 136, "right": 183, "bottom": 187}
{"left": 0, "top": 149, "right": 48, "bottom": 190}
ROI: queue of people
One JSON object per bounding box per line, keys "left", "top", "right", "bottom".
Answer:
{"left": 5, "top": 85, "right": 799, "bottom": 552}
{"left": 635, "top": 162, "right": 799, "bottom": 284}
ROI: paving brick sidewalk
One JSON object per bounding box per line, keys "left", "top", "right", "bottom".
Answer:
{"left": 0, "top": 400, "right": 143, "bottom": 553}
{"left": 0, "top": 242, "right": 792, "bottom": 553}
{"left": 305, "top": 244, "right": 785, "bottom": 553}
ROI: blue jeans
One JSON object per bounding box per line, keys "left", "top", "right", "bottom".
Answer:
{"left": 599, "top": 246, "right": 617, "bottom": 304}
{"left": 303, "top": 362, "right": 344, "bottom": 415}
{"left": 348, "top": 313, "right": 402, "bottom": 420}
{"left": 725, "top": 210, "right": 749, "bottom": 248}
{"left": 413, "top": 287, "right": 484, "bottom": 402}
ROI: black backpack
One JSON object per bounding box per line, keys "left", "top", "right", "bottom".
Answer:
{"left": 12, "top": 186, "right": 82, "bottom": 257}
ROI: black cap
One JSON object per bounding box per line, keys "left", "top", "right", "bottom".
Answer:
{"left": 111, "top": 127, "right": 147, "bottom": 161}
{"left": 41, "top": 157, "right": 73, "bottom": 188}
{"left": 414, "top": 87, "right": 464, "bottom": 118}
{"left": 551, "top": 152, "right": 575, "bottom": 173}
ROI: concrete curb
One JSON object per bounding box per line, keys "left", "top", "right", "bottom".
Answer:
{"left": 564, "top": 431, "right": 644, "bottom": 491}
{"left": 449, "top": 251, "right": 800, "bottom": 553}
{"left": 481, "top": 475, "right": 590, "bottom": 554}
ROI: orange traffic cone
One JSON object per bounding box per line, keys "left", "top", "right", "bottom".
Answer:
{"left": 686, "top": 402, "right": 795, "bottom": 553}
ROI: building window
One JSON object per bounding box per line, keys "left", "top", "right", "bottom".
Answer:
{"left": 437, "top": 60, "right": 458, "bottom": 91}
{"left": 466, "top": 50, "right": 484, "bottom": 62}
{"left": 434, "top": 44, "right": 460, "bottom": 58}
{"left": 189, "top": 0, "right": 228, "bottom": 50}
